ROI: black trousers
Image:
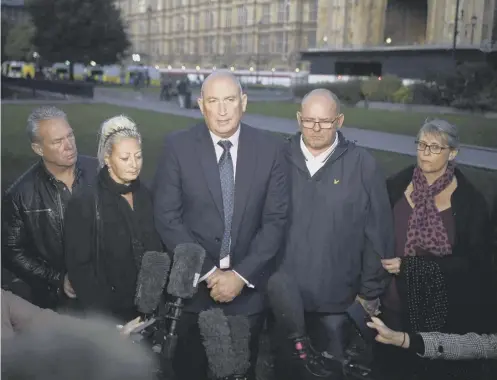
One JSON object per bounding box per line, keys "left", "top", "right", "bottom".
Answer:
{"left": 173, "top": 311, "right": 265, "bottom": 380}
{"left": 272, "top": 312, "right": 352, "bottom": 380}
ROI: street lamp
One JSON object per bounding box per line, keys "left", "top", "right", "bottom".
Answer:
{"left": 90, "top": 61, "right": 96, "bottom": 66}
{"left": 385, "top": 37, "right": 392, "bottom": 44}
{"left": 470, "top": 15, "right": 477, "bottom": 45}
{"left": 132, "top": 54, "right": 141, "bottom": 62}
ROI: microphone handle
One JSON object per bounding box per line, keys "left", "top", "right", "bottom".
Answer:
{"left": 168, "top": 297, "right": 183, "bottom": 335}
{"left": 162, "top": 333, "right": 178, "bottom": 360}
{"left": 161, "top": 297, "right": 184, "bottom": 360}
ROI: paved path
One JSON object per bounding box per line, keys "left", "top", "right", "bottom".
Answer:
{"left": 4, "top": 91, "right": 496, "bottom": 170}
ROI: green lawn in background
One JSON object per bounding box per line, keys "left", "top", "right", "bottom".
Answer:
{"left": 2, "top": 103, "right": 496, "bottom": 205}
{"left": 246, "top": 102, "right": 497, "bottom": 149}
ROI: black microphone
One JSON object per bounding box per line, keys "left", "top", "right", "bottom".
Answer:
{"left": 226, "top": 315, "right": 251, "bottom": 379}
{"left": 135, "top": 251, "right": 171, "bottom": 315}
{"left": 267, "top": 271, "right": 335, "bottom": 378}
{"left": 162, "top": 243, "right": 206, "bottom": 359}
{"left": 130, "top": 251, "right": 171, "bottom": 345}
{"left": 199, "top": 308, "right": 237, "bottom": 379}
{"left": 199, "top": 309, "right": 252, "bottom": 380}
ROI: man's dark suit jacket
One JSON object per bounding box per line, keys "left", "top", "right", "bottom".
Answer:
{"left": 153, "top": 122, "right": 289, "bottom": 315}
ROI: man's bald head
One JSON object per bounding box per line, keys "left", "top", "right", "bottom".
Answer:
{"left": 301, "top": 89, "right": 341, "bottom": 114}
{"left": 198, "top": 70, "right": 247, "bottom": 138}
{"left": 297, "top": 88, "right": 344, "bottom": 155}
{"left": 200, "top": 70, "right": 243, "bottom": 98}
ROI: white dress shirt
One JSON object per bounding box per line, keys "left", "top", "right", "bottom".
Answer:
{"left": 198, "top": 126, "right": 254, "bottom": 288}
{"left": 300, "top": 133, "right": 338, "bottom": 177}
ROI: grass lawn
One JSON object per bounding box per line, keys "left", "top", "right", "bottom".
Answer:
{"left": 246, "top": 102, "right": 497, "bottom": 149}
{"left": 2, "top": 103, "right": 496, "bottom": 205}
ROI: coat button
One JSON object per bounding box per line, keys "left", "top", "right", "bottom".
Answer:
{"left": 111, "top": 286, "right": 116, "bottom": 292}
{"left": 215, "top": 237, "right": 221, "bottom": 243}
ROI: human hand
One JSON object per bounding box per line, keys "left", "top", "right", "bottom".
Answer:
{"left": 206, "top": 268, "right": 224, "bottom": 288}
{"left": 63, "top": 274, "right": 77, "bottom": 299}
{"left": 367, "top": 317, "right": 409, "bottom": 348}
{"left": 119, "top": 317, "right": 146, "bottom": 336}
{"left": 208, "top": 271, "right": 244, "bottom": 303}
{"left": 381, "top": 258, "right": 401, "bottom": 275}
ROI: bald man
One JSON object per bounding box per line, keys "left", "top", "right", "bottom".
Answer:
{"left": 153, "top": 71, "right": 288, "bottom": 380}
{"left": 273, "top": 89, "right": 394, "bottom": 378}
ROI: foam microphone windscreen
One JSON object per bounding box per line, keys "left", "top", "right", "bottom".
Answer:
{"left": 267, "top": 271, "right": 306, "bottom": 338}
{"left": 198, "top": 308, "right": 236, "bottom": 378}
{"left": 135, "top": 251, "right": 171, "bottom": 314}
{"left": 227, "top": 315, "right": 251, "bottom": 376}
{"left": 167, "top": 243, "right": 206, "bottom": 299}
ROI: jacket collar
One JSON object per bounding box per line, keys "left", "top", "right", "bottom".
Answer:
{"left": 37, "top": 157, "right": 83, "bottom": 186}
{"left": 288, "top": 130, "right": 350, "bottom": 173}
{"left": 387, "top": 163, "right": 474, "bottom": 207}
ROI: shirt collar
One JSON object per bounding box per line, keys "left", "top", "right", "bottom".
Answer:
{"left": 39, "top": 158, "right": 81, "bottom": 185}
{"left": 209, "top": 125, "right": 241, "bottom": 149}
{"left": 300, "top": 133, "right": 338, "bottom": 162}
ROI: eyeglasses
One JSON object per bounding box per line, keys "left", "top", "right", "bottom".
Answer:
{"left": 299, "top": 113, "right": 342, "bottom": 130}
{"left": 415, "top": 140, "right": 449, "bottom": 155}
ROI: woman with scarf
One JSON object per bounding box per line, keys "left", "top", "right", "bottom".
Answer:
{"left": 377, "top": 119, "right": 494, "bottom": 379}
{"left": 64, "top": 115, "right": 164, "bottom": 322}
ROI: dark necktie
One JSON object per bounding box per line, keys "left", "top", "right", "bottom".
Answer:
{"left": 218, "top": 140, "right": 234, "bottom": 260}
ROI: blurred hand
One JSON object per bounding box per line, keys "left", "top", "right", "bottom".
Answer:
{"left": 208, "top": 271, "right": 244, "bottom": 303}
{"left": 367, "top": 317, "right": 409, "bottom": 348}
{"left": 120, "top": 317, "right": 146, "bottom": 336}
{"left": 356, "top": 296, "right": 381, "bottom": 316}
{"left": 381, "top": 258, "right": 401, "bottom": 275}
{"left": 63, "top": 274, "right": 77, "bottom": 299}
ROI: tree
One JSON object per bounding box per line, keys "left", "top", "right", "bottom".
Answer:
{"left": 1, "top": 14, "right": 12, "bottom": 62}
{"left": 28, "top": 0, "right": 130, "bottom": 80}
{"left": 4, "top": 18, "right": 36, "bottom": 61}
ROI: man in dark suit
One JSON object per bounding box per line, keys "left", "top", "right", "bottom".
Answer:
{"left": 153, "top": 71, "right": 289, "bottom": 380}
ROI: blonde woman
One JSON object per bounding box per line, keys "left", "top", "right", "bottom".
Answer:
{"left": 64, "top": 115, "right": 163, "bottom": 322}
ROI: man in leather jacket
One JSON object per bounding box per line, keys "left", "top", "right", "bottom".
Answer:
{"left": 2, "top": 106, "right": 98, "bottom": 309}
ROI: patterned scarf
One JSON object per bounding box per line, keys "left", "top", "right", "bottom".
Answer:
{"left": 404, "top": 162, "right": 455, "bottom": 257}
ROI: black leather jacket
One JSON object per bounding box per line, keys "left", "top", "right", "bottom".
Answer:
{"left": 2, "top": 156, "right": 98, "bottom": 307}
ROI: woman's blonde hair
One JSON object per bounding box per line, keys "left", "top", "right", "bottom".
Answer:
{"left": 97, "top": 115, "right": 142, "bottom": 168}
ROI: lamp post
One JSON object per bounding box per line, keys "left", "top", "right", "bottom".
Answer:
{"left": 452, "top": 0, "right": 461, "bottom": 59}
{"left": 255, "top": 18, "right": 264, "bottom": 84}
{"left": 470, "top": 15, "right": 477, "bottom": 45}
{"left": 147, "top": 5, "right": 152, "bottom": 66}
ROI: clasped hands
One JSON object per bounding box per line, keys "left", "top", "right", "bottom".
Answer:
{"left": 207, "top": 268, "right": 245, "bottom": 303}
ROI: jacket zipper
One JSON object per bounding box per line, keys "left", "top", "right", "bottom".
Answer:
{"left": 57, "top": 192, "right": 64, "bottom": 233}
